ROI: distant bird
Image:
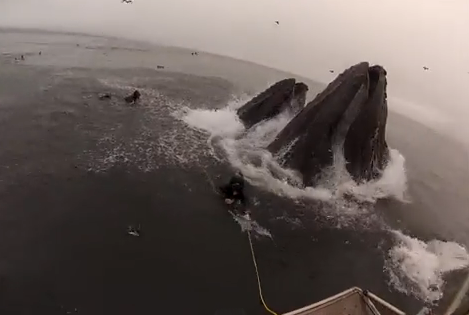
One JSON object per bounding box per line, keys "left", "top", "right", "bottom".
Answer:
{"left": 39, "top": 51, "right": 42, "bottom": 55}
{"left": 423, "top": 66, "right": 429, "bottom": 71}
{"left": 122, "top": 0, "right": 133, "bottom": 3}
{"left": 275, "top": 21, "right": 279, "bottom": 25}
{"left": 329, "top": 70, "right": 334, "bottom": 73}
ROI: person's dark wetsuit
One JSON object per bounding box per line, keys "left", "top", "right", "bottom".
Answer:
{"left": 219, "top": 172, "right": 247, "bottom": 211}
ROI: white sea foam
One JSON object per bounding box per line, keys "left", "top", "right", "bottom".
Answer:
{"left": 180, "top": 101, "right": 408, "bottom": 205}
{"left": 230, "top": 212, "right": 272, "bottom": 239}
{"left": 181, "top": 106, "right": 244, "bottom": 138}
{"left": 180, "top": 102, "right": 409, "bottom": 232}
{"left": 331, "top": 148, "right": 410, "bottom": 203}
{"left": 385, "top": 230, "right": 469, "bottom": 302}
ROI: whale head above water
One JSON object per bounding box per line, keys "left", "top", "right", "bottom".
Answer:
{"left": 238, "top": 62, "right": 390, "bottom": 186}
{"left": 236, "top": 78, "right": 309, "bottom": 129}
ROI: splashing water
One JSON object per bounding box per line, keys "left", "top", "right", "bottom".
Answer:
{"left": 230, "top": 211, "right": 272, "bottom": 239}
{"left": 331, "top": 148, "right": 410, "bottom": 203}
{"left": 385, "top": 230, "right": 469, "bottom": 303}
{"left": 181, "top": 106, "right": 244, "bottom": 138}
{"left": 180, "top": 101, "right": 408, "bottom": 204}
{"left": 179, "top": 99, "right": 410, "bottom": 232}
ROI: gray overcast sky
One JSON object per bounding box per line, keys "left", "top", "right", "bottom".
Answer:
{"left": 1, "top": 0, "right": 468, "bottom": 134}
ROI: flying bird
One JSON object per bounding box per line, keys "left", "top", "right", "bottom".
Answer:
{"left": 275, "top": 21, "right": 279, "bottom": 25}
{"left": 423, "top": 66, "right": 429, "bottom": 71}
{"left": 122, "top": 0, "right": 133, "bottom": 3}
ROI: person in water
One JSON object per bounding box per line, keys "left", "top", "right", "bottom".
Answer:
{"left": 124, "top": 90, "right": 141, "bottom": 104}
{"left": 219, "top": 171, "right": 248, "bottom": 212}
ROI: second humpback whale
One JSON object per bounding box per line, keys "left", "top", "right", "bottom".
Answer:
{"left": 236, "top": 79, "right": 309, "bottom": 128}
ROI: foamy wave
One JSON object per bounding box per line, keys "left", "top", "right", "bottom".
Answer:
{"left": 180, "top": 102, "right": 408, "bottom": 205}
{"left": 181, "top": 106, "right": 335, "bottom": 201}
{"left": 385, "top": 230, "right": 469, "bottom": 302}
{"left": 330, "top": 149, "right": 409, "bottom": 203}
{"left": 181, "top": 106, "right": 244, "bottom": 138}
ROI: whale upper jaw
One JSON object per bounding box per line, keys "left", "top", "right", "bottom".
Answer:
{"left": 343, "top": 64, "right": 389, "bottom": 183}
{"left": 236, "top": 79, "right": 308, "bottom": 129}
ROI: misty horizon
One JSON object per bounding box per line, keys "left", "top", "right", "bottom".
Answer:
{"left": 1, "top": 0, "right": 468, "bottom": 141}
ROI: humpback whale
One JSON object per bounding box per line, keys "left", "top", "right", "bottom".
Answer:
{"left": 236, "top": 79, "right": 309, "bottom": 128}
{"left": 238, "top": 62, "right": 389, "bottom": 186}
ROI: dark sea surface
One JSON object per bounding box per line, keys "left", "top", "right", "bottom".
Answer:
{"left": 0, "top": 28, "right": 468, "bottom": 315}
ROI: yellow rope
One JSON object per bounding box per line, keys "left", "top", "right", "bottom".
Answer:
{"left": 247, "top": 230, "right": 279, "bottom": 315}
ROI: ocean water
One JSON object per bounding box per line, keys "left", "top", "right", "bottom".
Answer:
{"left": 0, "top": 28, "right": 468, "bottom": 315}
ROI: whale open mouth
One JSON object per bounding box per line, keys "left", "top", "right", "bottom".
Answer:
{"left": 236, "top": 79, "right": 309, "bottom": 129}
{"left": 235, "top": 62, "right": 390, "bottom": 186}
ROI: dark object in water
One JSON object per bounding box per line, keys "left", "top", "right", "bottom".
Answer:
{"left": 39, "top": 51, "right": 42, "bottom": 55}
{"left": 236, "top": 79, "right": 308, "bottom": 128}
{"left": 329, "top": 70, "right": 334, "bottom": 73}
{"left": 191, "top": 52, "right": 199, "bottom": 56}
{"left": 157, "top": 65, "right": 165, "bottom": 69}
{"left": 98, "top": 93, "right": 112, "bottom": 100}
{"left": 124, "top": 90, "right": 141, "bottom": 104}
{"left": 127, "top": 225, "right": 140, "bottom": 237}
{"left": 218, "top": 171, "right": 247, "bottom": 209}
{"left": 20, "top": 55, "right": 25, "bottom": 61}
